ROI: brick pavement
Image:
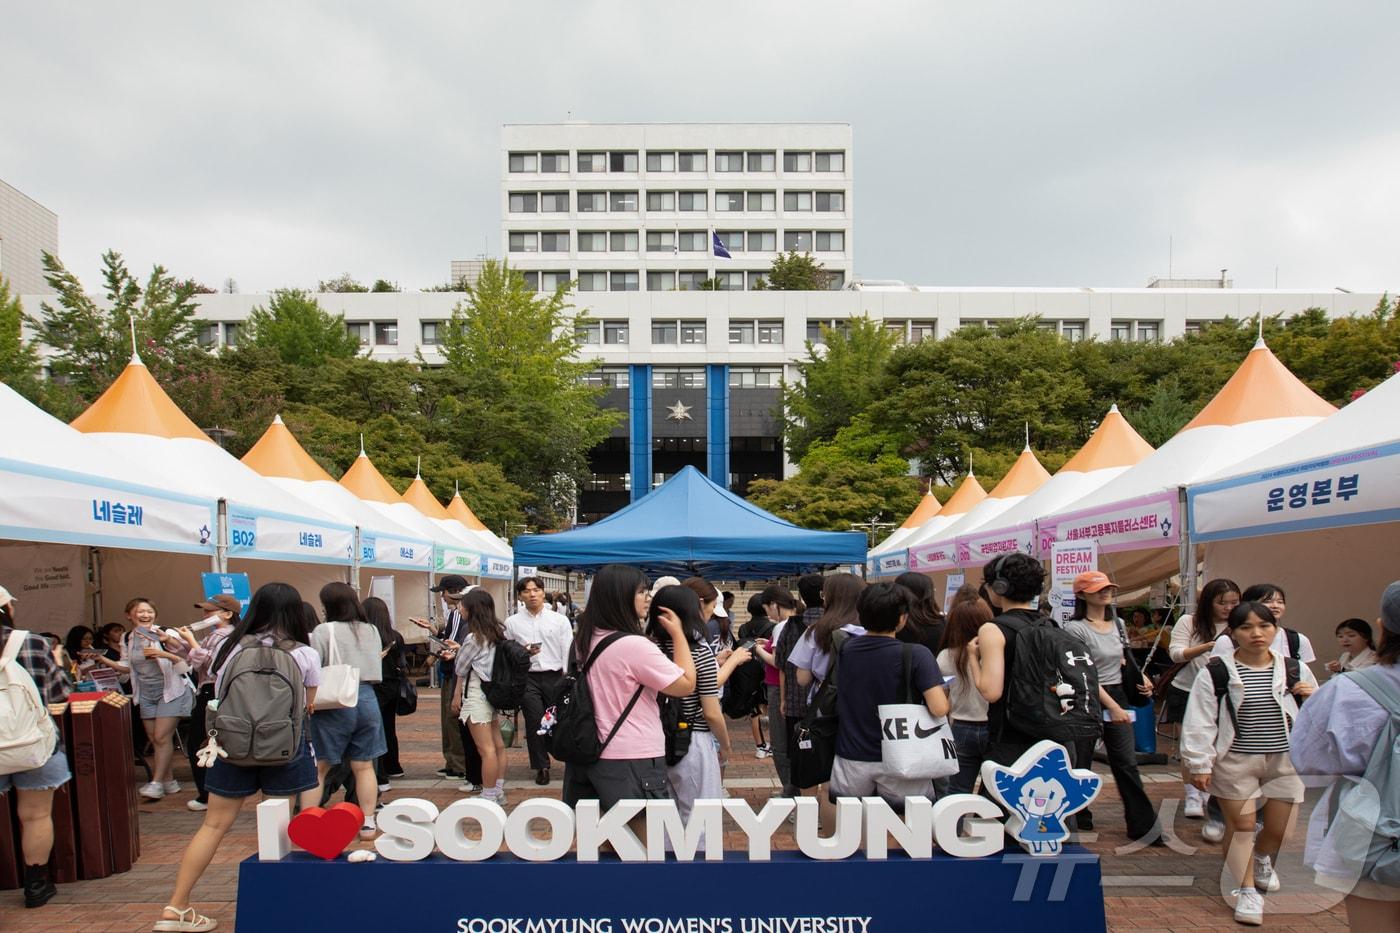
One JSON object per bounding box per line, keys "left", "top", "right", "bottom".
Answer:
{"left": 0, "top": 691, "right": 1355, "bottom": 931}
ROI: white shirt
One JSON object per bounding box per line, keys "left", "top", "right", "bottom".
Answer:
{"left": 505, "top": 606, "right": 573, "bottom": 672}
{"left": 1210, "top": 627, "right": 1316, "bottom": 664}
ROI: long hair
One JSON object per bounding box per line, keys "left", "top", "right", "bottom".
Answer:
{"left": 319, "top": 581, "right": 367, "bottom": 624}
{"left": 681, "top": 576, "right": 727, "bottom": 645}
{"left": 65, "top": 625, "right": 96, "bottom": 658}
{"left": 1193, "top": 578, "right": 1241, "bottom": 645}
{"left": 1070, "top": 594, "right": 1118, "bottom": 623}
{"left": 813, "top": 573, "right": 865, "bottom": 654}
{"left": 575, "top": 564, "right": 648, "bottom": 657}
{"left": 459, "top": 589, "right": 504, "bottom": 646}
{"left": 894, "top": 572, "right": 944, "bottom": 641}
{"left": 362, "top": 596, "right": 395, "bottom": 649}
{"left": 647, "top": 585, "right": 707, "bottom": 646}
{"left": 939, "top": 595, "right": 994, "bottom": 682}
{"left": 213, "top": 582, "right": 309, "bottom": 672}
{"left": 1336, "top": 618, "right": 1374, "bottom": 651}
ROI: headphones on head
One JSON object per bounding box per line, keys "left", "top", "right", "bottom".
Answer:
{"left": 985, "top": 554, "right": 1012, "bottom": 597}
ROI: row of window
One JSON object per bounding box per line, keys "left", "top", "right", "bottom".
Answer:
{"left": 579, "top": 366, "right": 785, "bottom": 390}
{"left": 507, "top": 150, "right": 846, "bottom": 174}
{"left": 509, "top": 190, "right": 846, "bottom": 214}
{"left": 961, "top": 318, "right": 1163, "bottom": 343}
{"left": 507, "top": 230, "right": 845, "bottom": 254}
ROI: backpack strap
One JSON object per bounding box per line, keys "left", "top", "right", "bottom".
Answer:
{"left": 1, "top": 629, "right": 30, "bottom": 666}
{"left": 897, "top": 643, "right": 914, "bottom": 705}
{"left": 1206, "top": 657, "right": 1239, "bottom": 730}
{"left": 1283, "top": 657, "right": 1301, "bottom": 694}
{"left": 1285, "top": 628, "right": 1301, "bottom": 658}
{"left": 580, "top": 631, "right": 631, "bottom": 676}
{"left": 1343, "top": 667, "right": 1400, "bottom": 716}
{"left": 599, "top": 684, "right": 646, "bottom": 756}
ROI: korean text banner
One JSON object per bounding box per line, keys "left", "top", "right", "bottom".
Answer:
{"left": 1039, "top": 491, "right": 1180, "bottom": 555}
{"left": 958, "top": 522, "right": 1037, "bottom": 565}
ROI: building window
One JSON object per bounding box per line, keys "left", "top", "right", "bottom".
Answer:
{"left": 576, "top": 321, "right": 601, "bottom": 344}
{"left": 539, "top": 152, "right": 568, "bottom": 172}
{"left": 1184, "top": 320, "right": 1206, "bottom": 336}
{"left": 609, "top": 231, "right": 639, "bottom": 252}
{"left": 680, "top": 321, "right": 706, "bottom": 344}
{"left": 652, "top": 320, "right": 678, "bottom": 344}
{"left": 806, "top": 318, "right": 849, "bottom": 342}
{"left": 747, "top": 191, "right": 776, "bottom": 211}
{"left": 577, "top": 271, "right": 608, "bottom": 292}
{"left": 783, "top": 191, "right": 813, "bottom": 211}
{"left": 678, "top": 151, "right": 706, "bottom": 172}
{"left": 539, "top": 232, "right": 569, "bottom": 252}
{"left": 508, "top": 152, "right": 537, "bottom": 172}
{"left": 677, "top": 271, "right": 709, "bottom": 290}
{"left": 715, "top": 272, "right": 745, "bottom": 291}
{"left": 508, "top": 232, "right": 538, "bottom": 252}
{"left": 518, "top": 271, "right": 540, "bottom": 290}
{"left": 603, "top": 320, "right": 629, "bottom": 344}
{"left": 1060, "top": 321, "right": 1086, "bottom": 342}
{"left": 578, "top": 232, "right": 607, "bottom": 252}
{"left": 646, "top": 191, "right": 676, "bottom": 211}
{"left": 716, "top": 151, "right": 744, "bottom": 172}
{"left": 196, "top": 323, "right": 218, "bottom": 349}
{"left": 647, "top": 271, "right": 676, "bottom": 291}
{"left": 421, "top": 321, "right": 443, "bottom": 345}
{"left": 815, "top": 151, "right": 845, "bottom": 172}
{"left": 610, "top": 271, "right": 639, "bottom": 292}
{"left": 540, "top": 191, "right": 569, "bottom": 212}
{"left": 747, "top": 151, "right": 775, "bottom": 172}
{"left": 645, "top": 152, "right": 675, "bottom": 172}
{"left": 540, "top": 270, "right": 570, "bottom": 291}
{"left": 374, "top": 322, "right": 398, "bottom": 346}
{"left": 646, "top": 231, "right": 676, "bottom": 253}
{"left": 677, "top": 230, "right": 706, "bottom": 252}
{"left": 783, "top": 151, "right": 812, "bottom": 172}
{"left": 578, "top": 191, "right": 607, "bottom": 212}
{"left": 653, "top": 367, "right": 706, "bottom": 389}
{"left": 582, "top": 368, "right": 630, "bottom": 389}
{"left": 223, "top": 322, "right": 241, "bottom": 347}
{"left": 747, "top": 231, "right": 776, "bottom": 251}
{"left": 729, "top": 320, "right": 755, "bottom": 344}
{"left": 610, "top": 191, "right": 639, "bottom": 212}
{"left": 578, "top": 152, "right": 606, "bottom": 172}
{"left": 716, "top": 191, "right": 744, "bottom": 212}
{"left": 747, "top": 271, "right": 768, "bottom": 290}
{"left": 1137, "top": 321, "right": 1161, "bottom": 343}
{"left": 347, "top": 322, "right": 369, "bottom": 344}
{"left": 757, "top": 320, "right": 784, "bottom": 344}
{"left": 716, "top": 230, "right": 744, "bottom": 252}
{"left": 784, "top": 230, "right": 813, "bottom": 251}
{"left": 508, "top": 192, "right": 539, "bottom": 213}
{"left": 827, "top": 271, "right": 845, "bottom": 289}
{"left": 910, "top": 320, "right": 937, "bottom": 343}
{"left": 609, "top": 151, "right": 638, "bottom": 172}
{"left": 729, "top": 366, "right": 783, "bottom": 388}
{"left": 1110, "top": 320, "right": 1131, "bottom": 342}
{"left": 815, "top": 231, "right": 844, "bottom": 251}
{"left": 815, "top": 191, "right": 845, "bottom": 211}
{"left": 678, "top": 191, "right": 707, "bottom": 211}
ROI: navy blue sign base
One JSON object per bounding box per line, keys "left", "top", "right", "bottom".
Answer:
{"left": 237, "top": 848, "right": 1106, "bottom": 932}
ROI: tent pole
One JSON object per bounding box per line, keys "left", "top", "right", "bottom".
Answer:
{"left": 350, "top": 527, "right": 362, "bottom": 593}
{"left": 215, "top": 499, "right": 229, "bottom": 573}
{"left": 89, "top": 547, "right": 103, "bottom": 629}
{"left": 1177, "top": 486, "right": 1197, "bottom": 614}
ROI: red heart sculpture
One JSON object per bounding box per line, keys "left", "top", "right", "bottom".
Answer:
{"left": 288, "top": 803, "right": 364, "bottom": 860}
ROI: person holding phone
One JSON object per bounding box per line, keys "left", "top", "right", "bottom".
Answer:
{"left": 504, "top": 576, "right": 573, "bottom": 786}
{"left": 412, "top": 575, "right": 480, "bottom": 785}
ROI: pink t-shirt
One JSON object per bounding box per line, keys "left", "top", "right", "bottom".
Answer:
{"left": 587, "top": 631, "right": 684, "bottom": 760}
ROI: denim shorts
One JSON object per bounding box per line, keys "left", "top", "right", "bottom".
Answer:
{"left": 205, "top": 731, "right": 318, "bottom": 799}
{"left": 0, "top": 745, "right": 71, "bottom": 793}
{"left": 309, "top": 683, "right": 387, "bottom": 765}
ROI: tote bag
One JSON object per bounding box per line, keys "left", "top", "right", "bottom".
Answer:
{"left": 312, "top": 622, "right": 360, "bottom": 711}
{"left": 877, "top": 644, "right": 959, "bottom": 781}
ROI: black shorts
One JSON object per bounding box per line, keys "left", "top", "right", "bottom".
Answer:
{"left": 562, "top": 756, "right": 671, "bottom": 811}
{"left": 1161, "top": 685, "right": 1190, "bottom": 724}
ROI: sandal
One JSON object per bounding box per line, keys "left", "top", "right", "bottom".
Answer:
{"left": 154, "top": 906, "right": 218, "bottom": 931}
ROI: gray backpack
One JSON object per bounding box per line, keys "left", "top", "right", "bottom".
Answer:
{"left": 1325, "top": 668, "right": 1400, "bottom": 887}
{"left": 208, "top": 635, "right": 306, "bottom": 767}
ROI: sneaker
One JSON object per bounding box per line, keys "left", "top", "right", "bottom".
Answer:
{"left": 1183, "top": 796, "right": 1205, "bottom": 819}
{"left": 1232, "top": 887, "right": 1263, "bottom": 925}
{"left": 359, "top": 814, "right": 377, "bottom": 840}
{"left": 1203, "top": 819, "right": 1226, "bottom": 843}
{"left": 755, "top": 743, "right": 772, "bottom": 759}
{"left": 1253, "top": 855, "right": 1281, "bottom": 893}
{"left": 377, "top": 782, "right": 391, "bottom": 793}
{"left": 186, "top": 798, "right": 208, "bottom": 812}
{"left": 140, "top": 781, "right": 165, "bottom": 800}
{"left": 162, "top": 780, "right": 181, "bottom": 795}
{"left": 388, "top": 769, "right": 406, "bottom": 778}
{"left": 456, "top": 781, "right": 478, "bottom": 793}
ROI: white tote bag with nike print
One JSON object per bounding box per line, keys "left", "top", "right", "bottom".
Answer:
{"left": 878, "top": 644, "right": 959, "bottom": 780}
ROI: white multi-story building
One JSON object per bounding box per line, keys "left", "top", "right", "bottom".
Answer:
{"left": 496, "top": 123, "right": 854, "bottom": 293}
{"left": 0, "top": 179, "right": 58, "bottom": 295}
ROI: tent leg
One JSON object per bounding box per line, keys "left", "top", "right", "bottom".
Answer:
{"left": 1177, "top": 486, "right": 1197, "bottom": 613}
{"left": 350, "top": 527, "right": 362, "bottom": 594}
{"left": 214, "top": 499, "right": 229, "bottom": 573}
{"left": 89, "top": 547, "right": 103, "bottom": 630}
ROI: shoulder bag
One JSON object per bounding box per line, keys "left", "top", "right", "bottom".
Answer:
{"left": 312, "top": 622, "right": 361, "bottom": 710}
{"left": 878, "top": 644, "right": 959, "bottom": 780}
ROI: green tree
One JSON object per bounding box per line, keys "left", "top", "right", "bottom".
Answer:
{"left": 28, "top": 250, "right": 201, "bottom": 399}
{"left": 782, "top": 315, "right": 901, "bottom": 461}
{"left": 1123, "top": 376, "right": 1195, "bottom": 447}
{"left": 754, "top": 251, "right": 831, "bottom": 290}
{"left": 243, "top": 288, "right": 362, "bottom": 367}
{"left": 370, "top": 279, "right": 400, "bottom": 293}
{"left": 318, "top": 273, "right": 369, "bottom": 293}
{"left": 0, "top": 276, "right": 43, "bottom": 401}
{"left": 747, "top": 457, "right": 920, "bottom": 532}
{"left": 161, "top": 353, "right": 286, "bottom": 456}
{"left": 438, "top": 260, "right": 622, "bottom": 526}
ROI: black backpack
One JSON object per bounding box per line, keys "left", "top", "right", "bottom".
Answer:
{"left": 659, "top": 693, "right": 693, "bottom": 766}
{"left": 1000, "top": 613, "right": 1103, "bottom": 744}
{"left": 544, "top": 632, "right": 645, "bottom": 765}
{"left": 721, "top": 654, "right": 767, "bottom": 720}
{"left": 1205, "top": 656, "right": 1302, "bottom": 728}
{"left": 483, "top": 639, "right": 532, "bottom": 712}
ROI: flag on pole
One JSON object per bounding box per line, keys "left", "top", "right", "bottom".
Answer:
{"left": 712, "top": 231, "right": 731, "bottom": 259}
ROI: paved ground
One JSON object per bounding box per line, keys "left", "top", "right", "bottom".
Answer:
{"left": 2, "top": 690, "right": 1354, "bottom": 931}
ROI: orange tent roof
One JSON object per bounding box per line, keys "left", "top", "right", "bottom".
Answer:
{"left": 1060, "top": 405, "right": 1155, "bottom": 473}
{"left": 339, "top": 451, "right": 403, "bottom": 504}
{"left": 241, "top": 416, "right": 335, "bottom": 483}
{"left": 70, "top": 358, "right": 212, "bottom": 442}
{"left": 940, "top": 473, "right": 988, "bottom": 517}
{"left": 447, "top": 489, "right": 490, "bottom": 532}
{"left": 1183, "top": 340, "right": 1336, "bottom": 430}
{"left": 898, "top": 492, "right": 942, "bottom": 529}
{"left": 402, "top": 475, "right": 452, "bottom": 520}
{"left": 986, "top": 446, "right": 1052, "bottom": 498}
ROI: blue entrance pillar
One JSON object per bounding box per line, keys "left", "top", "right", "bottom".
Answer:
{"left": 629, "top": 364, "right": 652, "bottom": 502}
{"left": 707, "top": 363, "right": 729, "bottom": 490}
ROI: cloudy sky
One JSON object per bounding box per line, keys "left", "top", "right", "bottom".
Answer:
{"left": 3, "top": 2, "right": 1397, "bottom": 294}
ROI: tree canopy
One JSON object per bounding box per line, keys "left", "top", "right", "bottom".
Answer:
{"left": 0, "top": 276, "right": 43, "bottom": 402}
{"left": 755, "top": 251, "right": 832, "bottom": 290}
{"left": 244, "top": 288, "right": 362, "bottom": 366}
{"left": 781, "top": 315, "right": 900, "bottom": 461}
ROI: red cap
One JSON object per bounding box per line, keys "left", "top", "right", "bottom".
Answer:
{"left": 1072, "top": 571, "right": 1116, "bottom": 594}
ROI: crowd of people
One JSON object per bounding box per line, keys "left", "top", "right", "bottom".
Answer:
{"left": 1, "top": 560, "right": 1397, "bottom": 931}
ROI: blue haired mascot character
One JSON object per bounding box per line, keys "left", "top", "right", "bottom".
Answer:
{"left": 983, "top": 740, "right": 1103, "bottom": 856}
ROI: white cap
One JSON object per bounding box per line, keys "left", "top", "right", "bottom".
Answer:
{"left": 650, "top": 575, "right": 681, "bottom": 596}
{"left": 0, "top": 585, "right": 15, "bottom": 610}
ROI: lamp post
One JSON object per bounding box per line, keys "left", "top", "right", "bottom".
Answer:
{"left": 849, "top": 517, "right": 895, "bottom": 549}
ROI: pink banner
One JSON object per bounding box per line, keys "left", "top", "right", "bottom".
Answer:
{"left": 907, "top": 539, "right": 961, "bottom": 572}
{"left": 957, "top": 522, "right": 1037, "bottom": 566}
{"left": 1038, "top": 491, "right": 1180, "bottom": 555}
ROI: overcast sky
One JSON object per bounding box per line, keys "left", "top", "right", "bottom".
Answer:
{"left": 3, "top": 2, "right": 1397, "bottom": 294}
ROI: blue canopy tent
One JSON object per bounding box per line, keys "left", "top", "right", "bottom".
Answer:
{"left": 512, "top": 466, "right": 868, "bottom": 579}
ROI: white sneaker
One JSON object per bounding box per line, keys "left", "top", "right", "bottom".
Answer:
{"left": 1183, "top": 796, "right": 1205, "bottom": 819}
{"left": 359, "top": 813, "right": 377, "bottom": 839}
{"left": 162, "top": 780, "right": 181, "bottom": 795}
{"left": 1233, "top": 887, "right": 1264, "bottom": 925}
{"left": 139, "top": 781, "right": 165, "bottom": 800}
{"left": 457, "top": 781, "right": 478, "bottom": 793}
{"left": 1203, "top": 819, "right": 1226, "bottom": 843}
{"left": 755, "top": 743, "right": 772, "bottom": 759}
{"left": 1253, "top": 855, "right": 1281, "bottom": 892}
{"left": 186, "top": 798, "right": 208, "bottom": 812}
{"left": 377, "top": 782, "right": 391, "bottom": 793}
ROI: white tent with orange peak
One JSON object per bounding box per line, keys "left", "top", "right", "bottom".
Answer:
{"left": 865, "top": 492, "right": 943, "bottom": 577}
{"left": 241, "top": 416, "right": 432, "bottom": 572}
{"left": 956, "top": 406, "right": 1155, "bottom": 567}
{"left": 1038, "top": 339, "right": 1337, "bottom": 589}
{"left": 400, "top": 468, "right": 513, "bottom": 579}
{"left": 908, "top": 445, "right": 1052, "bottom": 573}
{"left": 447, "top": 484, "right": 514, "bottom": 557}
{"left": 900, "top": 472, "right": 987, "bottom": 571}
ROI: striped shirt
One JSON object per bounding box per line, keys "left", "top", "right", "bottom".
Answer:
{"left": 1230, "top": 664, "right": 1290, "bottom": 753}
{"left": 657, "top": 636, "right": 719, "bottom": 732}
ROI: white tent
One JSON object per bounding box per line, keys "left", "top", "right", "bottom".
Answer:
{"left": 903, "top": 473, "right": 988, "bottom": 572}
{"left": 865, "top": 492, "right": 943, "bottom": 577}
{"left": 401, "top": 474, "right": 513, "bottom": 580}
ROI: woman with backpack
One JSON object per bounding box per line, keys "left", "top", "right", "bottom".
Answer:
{"left": 1181, "top": 600, "right": 1317, "bottom": 927}
{"left": 937, "top": 595, "right": 992, "bottom": 795}
{"left": 119, "top": 598, "right": 196, "bottom": 801}
{"left": 447, "top": 588, "right": 509, "bottom": 804}
{"left": 364, "top": 596, "right": 405, "bottom": 790}
{"left": 155, "top": 581, "right": 320, "bottom": 933}
{"left": 310, "top": 582, "right": 387, "bottom": 836}
{"left": 560, "top": 564, "right": 696, "bottom": 812}
{"left": 1291, "top": 582, "right": 1400, "bottom": 931}
{"left": 1211, "top": 584, "right": 1317, "bottom": 667}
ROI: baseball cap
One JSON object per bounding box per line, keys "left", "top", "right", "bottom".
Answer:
{"left": 194, "top": 594, "right": 242, "bottom": 614}
{"left": 430, "top": 574, "right": 471, "bottom": 596}
{"left": 712, "top": 602, "right": 728, "bottom": 618}
{"left": 1072, "top": 571, "right": 1117, "bottom": 594}
{"left": 651, "top": 575, "right": 681, "bottom": 596}
{"left": 0, "top": 585, "right": 15, "bottom": 610}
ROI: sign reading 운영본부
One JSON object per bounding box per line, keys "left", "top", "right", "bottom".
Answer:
{"left": 1049, "top": 541, "right": 1097, "bottom": 624}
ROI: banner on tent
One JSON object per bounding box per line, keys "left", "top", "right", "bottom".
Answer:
{"left": 484, "top": 557, "right": 514, "bottom": 579}
{"left": 1049, "top": 542, "right": 1098, "bottom": 624}
{"left": 436, "top": 548, "right": 482, "bottom": 575}
{"left": 228, "top": 509, "right": 354, "bottom": 565}
{"left": 867, "top": 550, "right": 908, "bottom": 577}
{"left": 908, "top": 539, "right": 960, "bottom": 573}
{"left": 1188, "top": 444, "right": 1397, "bottom": 543}
{"left": 367, "top": 535, "right": 432, "bottom": 570}
{"left": 1039, "top": 492, "right": 1179, "bottom": 555}
{"left": 0, "top": 543, "right": 88, "bottom": 632}
{"left": 958, "top": 523, "right": 1036, "bottom": 566}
